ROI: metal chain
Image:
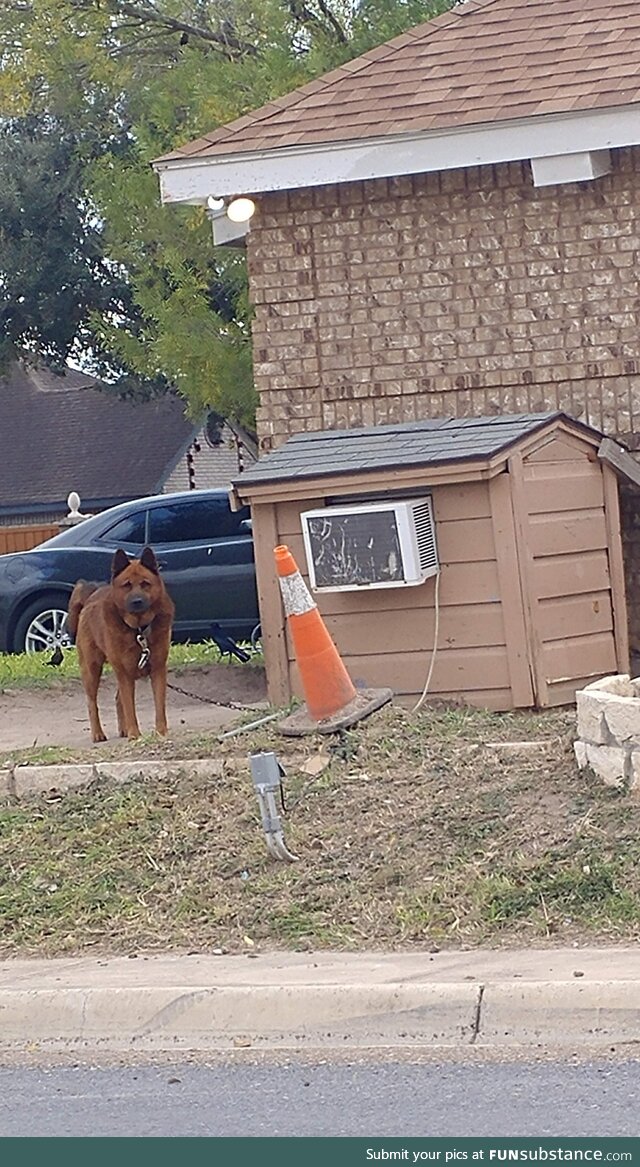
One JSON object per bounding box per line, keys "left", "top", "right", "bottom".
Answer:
{"left": 166, "top": 678, "right": 248, "bottom": 710}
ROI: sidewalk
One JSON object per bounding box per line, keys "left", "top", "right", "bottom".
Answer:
{"left": 1, "top": 947, "right": 639, "bottom": 1052}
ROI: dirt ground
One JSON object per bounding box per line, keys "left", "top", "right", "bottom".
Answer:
{"left": 0, "top": 664, "right": 268, "bottom": 752}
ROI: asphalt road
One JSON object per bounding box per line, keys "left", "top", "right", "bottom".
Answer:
{"left": 0, "top": 1057, "right": 639, "bottom": 1137}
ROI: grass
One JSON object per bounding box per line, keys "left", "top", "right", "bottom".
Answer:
{"left": 3, "top": 700, "right": 640, "bottom": 957}
{"left": 0, "top": 640, "right": 262, "bottom": 691}
{"left": 0, "top": 647, "right": 83, "bottom": 689}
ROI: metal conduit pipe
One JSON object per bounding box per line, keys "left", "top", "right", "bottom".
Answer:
{"left": 249, "top": 751, "right": 298, "bottom": 863}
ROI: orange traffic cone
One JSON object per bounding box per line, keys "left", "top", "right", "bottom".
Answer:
{"left": 274, "top": 544, "right": 392, "bottom": 736}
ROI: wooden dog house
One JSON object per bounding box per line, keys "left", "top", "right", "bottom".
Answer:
{"left": 233, "top": 412, "right": 637, "bottom": 712}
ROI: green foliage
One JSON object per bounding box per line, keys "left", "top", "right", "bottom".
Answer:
{"left": 0, "top": 0, "right": 454, "bottom": 428}
{"left": 0, "top": 116, "right": 169, "bottom": 393}
{"left": 0, "top": 638, "right": 260, "bottom": 695}
{"left": 0, "top": 118, "right": 107, "bottom": 372}
{"left": 479, "top": 855, "right": 628, "bottom": 923}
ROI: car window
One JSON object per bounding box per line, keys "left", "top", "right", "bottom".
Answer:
{"left": 148, "top": 498, "right": 250, "bottom": 544}
{"left": 98, "top": 510, "right": 147, "bottom": 545}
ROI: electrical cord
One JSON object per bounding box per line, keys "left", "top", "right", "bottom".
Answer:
{"left": 411, "top": 569, "right": 441, "bottom": 713}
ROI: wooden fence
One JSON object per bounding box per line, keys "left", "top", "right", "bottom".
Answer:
{"left": 0, "top": 524, "right": 60, "bottom": 555}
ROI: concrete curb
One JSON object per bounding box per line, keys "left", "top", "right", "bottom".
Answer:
{"left": 2, "top": 980, "right": 639, "bottom": 1052}
{"left": 0, "top": 758, "right": 222, "bottom": 798}
{"left": 0, "top": 983, "right": 481, "bottom": 1051}
{"left": 2, "top": 950, "right": 640, "bottom": 1052}
{"left": 479, "top": 980, "right": 640, "bottom": 1046}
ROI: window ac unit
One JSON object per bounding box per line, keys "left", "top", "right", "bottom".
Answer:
{"left": 301, "top": 497, "right": 439, "bottom": 592}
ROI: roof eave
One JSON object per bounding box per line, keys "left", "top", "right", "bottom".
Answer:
{"left": 153, "top": 103, "right": 640, "bottom": 207}
{"left": 234, "top": 437, "right": 550, "bottom": 502}
{"left": 233, "top": 456, "right": 503, "bottom": 506}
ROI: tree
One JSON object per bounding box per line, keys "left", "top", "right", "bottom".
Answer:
{"left": 0, "top": 115, "right": 168, "bottom": 395}
{"left": 0, "top": 0, "right": 454, "bottom": 431}
{"left": 0, "top": 119, "right": 95, "bottom": 372}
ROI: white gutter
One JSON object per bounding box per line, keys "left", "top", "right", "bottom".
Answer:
{"left": 154, "top": 104, "right": 640, "bottom": 206}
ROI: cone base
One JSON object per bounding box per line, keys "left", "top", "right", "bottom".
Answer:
{"left": 278, "top": 688, "right": 393, "bottom": 737}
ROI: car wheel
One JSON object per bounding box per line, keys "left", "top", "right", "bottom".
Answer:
{"left": 13, "top": 593, "right": 73, "bottom": 654}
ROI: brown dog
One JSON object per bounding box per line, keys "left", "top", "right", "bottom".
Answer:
{"left": 68, "top": 547, "right": 175, "bottom": 742}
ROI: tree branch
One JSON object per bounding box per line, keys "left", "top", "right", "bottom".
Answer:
{"left": 113, "top": 1, "right": 258, "bottom": 56}
{"left": 313, "top": 0, "right": 348, "bottom": 44}
{"left": 288, "top": 0, "right": 348, "bottom": 44}
{"left": 67, "top": 0, "right": 259, "bottom": 58}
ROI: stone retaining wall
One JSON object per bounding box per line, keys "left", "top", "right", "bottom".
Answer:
{"left": 574, "top": 674, "right": 640, "bottom": 791}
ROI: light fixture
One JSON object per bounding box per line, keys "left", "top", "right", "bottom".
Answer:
{"left": 227, "top": 197, "right": 256, "bottom": 223}
{"left": 206, "top": 195, "right": 225, "bottom": 212}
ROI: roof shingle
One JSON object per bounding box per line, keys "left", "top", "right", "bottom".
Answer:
{"left": 234, "top": 412, "right": 601, "bottom": 490}
{"left": 0, "top": 364, "right": 195, "bottom": 510}
{"left": 157, "top": 0, "right": 640, "bottom": 164}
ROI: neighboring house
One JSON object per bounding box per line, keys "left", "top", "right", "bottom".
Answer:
{"left": 153, "top": 0, "right": 640, "bottom": 655}
{"left": 0, "top": 362, "right": 257, "bottom": 527}
{"left": 163, "top": 412, "right": 258, "bottom": 494}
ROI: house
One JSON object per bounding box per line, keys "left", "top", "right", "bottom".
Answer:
{"left": 0, "top": 361, "right": 257, "bottom": 541}
{"left": 153, "top": 0, "right": 640, "bottom": 670}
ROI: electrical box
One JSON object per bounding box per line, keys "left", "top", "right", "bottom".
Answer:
{"left": 300, "top": 497, "right": 439, "bottom": 592}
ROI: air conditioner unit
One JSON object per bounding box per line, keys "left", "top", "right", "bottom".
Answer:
{"left": 301, "top": 497, "right": 439, "bottom": 592}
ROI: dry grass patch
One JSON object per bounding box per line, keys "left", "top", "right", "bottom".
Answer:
{"left": 2, "top": 702, "right": 640, "bottom": 956}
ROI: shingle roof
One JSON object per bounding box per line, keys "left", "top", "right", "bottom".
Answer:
{"left": 234, "top": 412, "right": 599, "bottom": 489}
{"left": 0, "top": 363, "right": 196, "bottom": 511}
{"left": 157, "top": 0, "right": 640, "bottom": 163}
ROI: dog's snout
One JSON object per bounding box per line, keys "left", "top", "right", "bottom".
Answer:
{"left": 126, "top": 594, "right": 150, "bottom": 614}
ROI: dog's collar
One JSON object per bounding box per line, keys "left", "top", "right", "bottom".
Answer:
{"left": 119, "top": 615, "right": 154, "bottom": 667}
{"left": 121, "top": 614, "right": 154, "bottom": 632}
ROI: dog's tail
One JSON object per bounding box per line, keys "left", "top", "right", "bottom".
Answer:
{"left": 67, "top": 580, "right": 99, "bottom": 638}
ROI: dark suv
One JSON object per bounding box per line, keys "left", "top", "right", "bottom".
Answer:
{"left": 0, "top": 489, "right": 259, "bottom": 654}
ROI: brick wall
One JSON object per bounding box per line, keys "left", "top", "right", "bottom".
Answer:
{"left": 246, "top": 145, "right": 640, "bottom": 654}
{"left": 248, "top": 146, "right": 640, "bottom": 450}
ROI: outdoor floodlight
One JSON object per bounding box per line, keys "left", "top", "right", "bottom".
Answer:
{"left": 227, "top": 197, "right": 256, "bottom": 223}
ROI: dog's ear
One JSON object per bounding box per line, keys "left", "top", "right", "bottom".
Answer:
{"left": 140, "top": 546, "right": 159, "bottom": 575}
{"left": 111, "top": 548, "right": 130, "bottom": 579}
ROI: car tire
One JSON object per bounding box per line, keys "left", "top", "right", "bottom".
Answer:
{"left": 12, "top": 592, "right": 73, "bottom": 655}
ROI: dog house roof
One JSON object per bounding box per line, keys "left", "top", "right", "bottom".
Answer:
{"left": 235, "top": 411, "right": 602, "bottom": 490}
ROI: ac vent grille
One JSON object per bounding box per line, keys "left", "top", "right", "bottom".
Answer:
{"left": 301, "top": 497, "right": 439, "bottom": 593}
